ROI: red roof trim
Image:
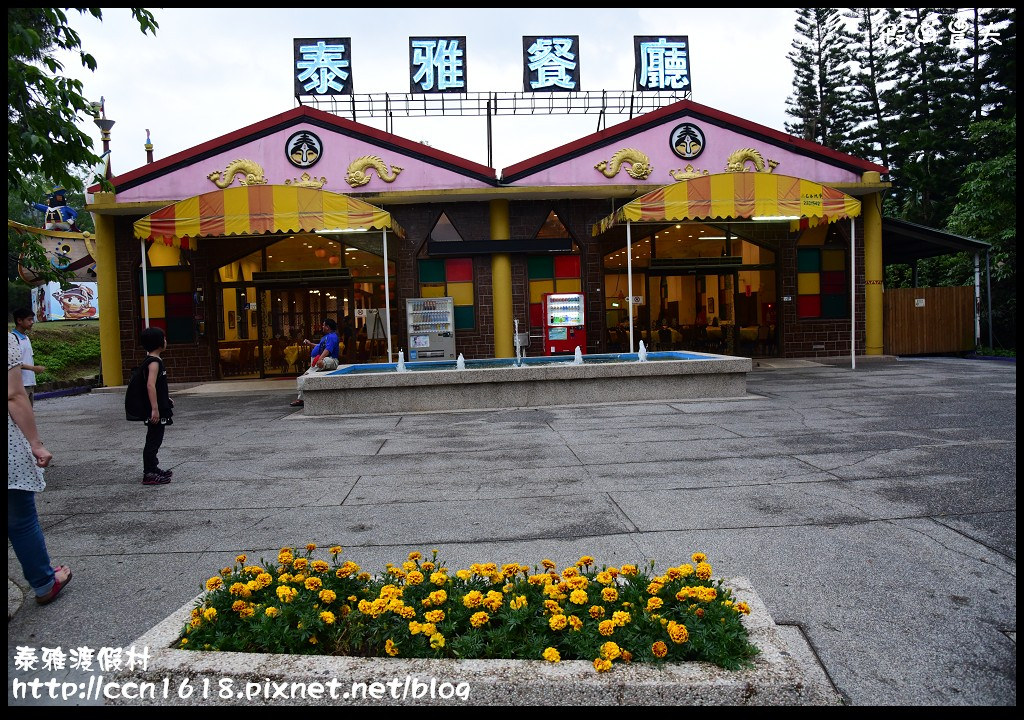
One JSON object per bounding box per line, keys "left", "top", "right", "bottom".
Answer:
{"left": 500, "top": 98, "right": 888, "bottom": 178}
{"left": 93, "top": 105, "right": 496, "bottom": 192}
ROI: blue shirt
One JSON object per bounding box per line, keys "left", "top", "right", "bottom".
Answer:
{"left": 311, "top": 331, "right": 340, "bottom": 361}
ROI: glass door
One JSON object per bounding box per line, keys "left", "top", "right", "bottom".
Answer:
{"left": 256, "top": 284, "right": 351, "bottom": 377}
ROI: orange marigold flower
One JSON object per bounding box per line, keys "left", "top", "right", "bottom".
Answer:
{"left": 589, "top": 605, "right": 606, "bottom": 619}
{"left": 205, "top": 577, "right": 224, "bottom": 591}
{"left": 598, "top": 620, "right": 615, "bottom": 636}
{"left": 305, "top": 577, "right": 323, "bottom": 591}
{"left": 385, "top": 639, "right": 399, "bottom": 657}
{"left": 293, "top": 558, "right": 309, "bottom": 571}
{"left": 541, "top": 559, "right": 556, "bottom": 570}
{"left": 319, "top": 589, "right": 337, "bottom": 604}
{"left": 320, "top": 611, "right": 336, "bottom": 625}
{"left": 408, "top": 551, "right": 422, "bottom": 562}
{"left": 543, "top": 647, "right": 561, "bottom": 663}
{"left": 311, "top": 560, "right": 329, "bottom": 574}
{"left": 231, "top": 600, "right": 246, "bottom": 612}
{"left": 306, "top": 543, "right": 317, "bottom": 552}
{"left": 235, "top": 554, "right": 247, "bottom": 564}
{"left": 695, "top": 562, "right": 712, "bottom": 581}
{"left": 602, "top": 587, "right": 618, "bottom": 602}
{"left": 647, "top": 581, "right": 664, "bottom": 595}
{"left": 264, "top": 607, "right": 280, "bottom": 618}
{"left": 600, "top": 641, "right": 621, "bottom": 660}
{"left": 736, "top": 601, "right": 751, "bottom": 615}
{"left": 425, "top": 610, "right": 445, "bottom": 623}
{"left": 329, "top": 546, "right": 343, "bottom": 555}
{"left": 593, "top": 657, "right": 613, "bottom": 673}
{"left": 561, "top": 567, "right": 578, "bottom": 579}
{"left": 695, "top": 608, "right": 705, "bottom": 618}
{"left": 470, "top": 611, "right": 490, "bottom": 628}
{"left": 595, "top": 571, "right": 614, "bottom": 585}
{"left": 568, "top": 615, "right": 583, "bottom": 631}
{"left": 238, "top": 606, "right": 254, "bottom": 619}
{"left": 577, "top": 555, "right": 595, "bottom": 567}
{"left": 621, "top": 564, "right": 638, "bottom": 576}
{"left": 549, "top": 614, "right": 568, "bottom": 631}
{"left": 652, "top": 641, "right": 668, "bottom": 658}
{"left": 647, "top": 597, "right": 664, "bottom": 612}
{"left": 691, "top": 552, "right": 707, "bottom": 564}
{"left": 621, "top": 650, "right": 633, "bottom": 663}
{"left": 667, "top": 620, "right": 690, "bottom": 644}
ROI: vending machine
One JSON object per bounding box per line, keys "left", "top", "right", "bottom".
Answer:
{"left": 542, "top": 292, "right": 586, "bottom": 356}
{"left": 405, "top": 297, "right": 456, "bottom": 361}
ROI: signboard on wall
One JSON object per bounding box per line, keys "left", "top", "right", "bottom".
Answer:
{"left": 294, "top": 38, "right": 352, "bottom": 96}
{"left": 410, "top": 37, "right": 467, "bottom": 93}
{"left": 523, "top": 36, "right": 580, "bottom": 91}
{"left": 634, "top": 36, "right": 690, "bottom": 91}
{"left": 31, "top": 281, "right": 100, "bottom": 322}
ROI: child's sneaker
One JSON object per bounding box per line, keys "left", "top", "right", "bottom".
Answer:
{"left": 156, "top": 468, "right": 173, "bottom": 479}
{"left": 142, "top": 472, "right": 171, "bottom": 486}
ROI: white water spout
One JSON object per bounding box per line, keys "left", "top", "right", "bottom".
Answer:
{"left": 514, "top": 318, "right": 523, "bottom": 367}
{"left": 637, "top": 340, "right": 648, "bottom": 362}
{"left": 573, "top": 346, "right": 584, "bottom": 365}
{"left": 456, "top": 353, "right": 466, "bottom": 370}
{"left": 396, "top": 350, "right": 407, "bottom": 372}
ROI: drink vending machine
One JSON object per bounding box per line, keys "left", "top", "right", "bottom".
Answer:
{"left": 542, "top": 292, "right": 586, "bottom": 356}
{"left": 405, "top": 297, "right": 456, "bottom": 361}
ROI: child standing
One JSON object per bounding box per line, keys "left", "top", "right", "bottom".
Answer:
{"left": 139, "top": 327, "right": 174, "bottom": 485}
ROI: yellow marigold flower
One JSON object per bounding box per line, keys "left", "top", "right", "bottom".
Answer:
{"left": 652, "top": 641, "right": 668, "bottom": 658}
{"left": 329, "top": 545, "right": 342, "bottom": 555}
{"left": 544, "top": 599, "right": 562, "bottom": 614}
{"left": 357, "top": 599, "right": 372, "bottom": 614}
{"left": 593, "top": 657, "right": 613, "bottom": 673}
{"left": 320, "top": 611, "right": 335, "bottom": 625}
{"left": 567, "top": 575, "right": 588, "bottom": 590}
{"left": 598, "top": 620, "right": 615, "bottom": 636}
{"left": 235, "top": 554, "right": 247, "bottom": 564}
{"left": 509, "top": 595, "right": 528, "bottom": 611}
{"left": 541, "top": 559, "right": 556, "bottom": 570}
{"left": 602, "top": 587, "right": 618, "bottom": 602}
{"left": 667, "top": 620, "right": 690, "bottom": 644}
{"left": 276, "top": 586, "right": 297, "bottom": 603}
{"left": 561, "top": 566, "right": 578, "bottom": 579}
{"left": 402, "top": 561, "right": 416, "bottom": 572}
{"left": 229, "top": 581, "right": 249, "bottom": 596}
{"left": 421, "top": 561, "right": 435, "bottom": 572}
{"left": 319, "top": 589, "right": 337, "bottom": 604}
{"left": 265, "top": 607, "right": 280, "bottom": 618}
{"left": 357, "top": 572, "right": 371, "bottom": 582}
{"left": 428, "top": 590, "right": 447, "bottom": 606}
{"left": 679, "top": 563, "right": 695, "bottom": 577}
{"left": 406, "top": 570, "right": 425, "bottom": 586}
{"left": 256, "top": 573, "right": 273, "bottom": 589}
{"left": 462, "top": 590, "right": 483, "bottom": 608}
{"left": 203, "top": 607, "right": 217, "bottom": 622}
{"left": 612, "top": 611, "right": 631, "bottom": 626}
{"left": 380, "top": 584, "right": 402, "bottom": 600}
{"left": 647, "top": 597, "right": 664, "bottom": 612}
{"left": 548, "top": 614, "right": 568, "bottom": 631}
{"left": 425, "top": 609, "right": 445, "bottom": 623}
{"left": 560, "top": 615, "right": 578, "bottom": 631}
{"left": 483, "top": 591, "right": 504, "bottom": 611}
{"left": 595, "top": 571, "right": 614, "bottom": 585}
{"left": 429, "top": 632, "right": 445, "bottom": 650}
{"left": 621, "top": 564, "right": 638, "bottom": 577}
{"left": 291, "top": 573, "right": 306, "bottom": 584}
{"left": 691, "top": 552, "right": 707, "bottom": 564}
{"left": 455, "top": 569, "right": 471, "bottom": 581}
{"left": 696, "top": 562, "right": 712, "bottom": 581}
{"left": 205, "top": 577, "right": 224, "bottom": 592}
{"left": 621, "top": 650, "right": 633, "bottom": 663}
{"left": 306, "top": 543, "right": 317, "bottom": 552}
{"left": 589, "top": 605, "right": 606, "bottom": 619}
{"left": 408, "top": 551, "right": 422, "bottom": 562}
{"left": 665, "top": 567, "right": 682, "bottom": 580}
{"left": 385, "top": 639, "right": 399, "bottom": 657}
{"left": 220, "top": 567, "right": 232, "bottom": 577}
{"left": 293, "top": 558, "right": 309, "bottom": 571}
{"left": 409, "top": 621, "right": 422, "bottom": 635}
{"left": 304, "top": 577, "right": 323, "bottom": 591}
{"left": 502, "top": 583, "right": 514, "bottom": 594}
{"left": 430, "top": 571, "right": 448, "bottom": 586}
{"left": 542, "top": 647, "right": 561, "bottom": 663}
{"left": 736, "top": 601, "right": 751, "bottom": 615}
{"left": 569, "top": 589, "right": 588, "bottom": 605}
{"left": 311, "top": 560, "right": 329, "bottom": 574}
{"left": 191, "top": 608, "right": 201, "bottom": 619}
{"left": 470, "top": 611, "right": 490, "bottom": 628}
{"left": 647, "top": 581, "right": 664, "bottom": 595}
{"left": 577, "top": 555, "right": 595, "bottom": 567}
{"left": 600, "top": 641, "right": 621, "bottom": 660}
{"left": 420, "top": 622, "right": 437, "bottom": 636}
{"left": 501, "top": 563, "right": 519, "bottom": 578}
{"left": 398, "top": 606, "right": 416, "bottom": 619}
{"left": 189, "top": 617, "right": 202, "bottom": 629}
{"left": 179, "top": 638, "right": 188, "bottom": 646}
{"left": 699, "top": 587, "right": 717, "bottom": 602}
{"left": 527, "top": 574, "right": 549, "bottom": 586}
{"left": 482, "top": 562, "right": 498, "bottom": 574}
{"left": 231, "top": 599, "right": 246, "bottom": 612}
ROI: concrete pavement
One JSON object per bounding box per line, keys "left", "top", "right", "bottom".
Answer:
{"left": 8, "top": 356, "right": 1016, "bottom": 705}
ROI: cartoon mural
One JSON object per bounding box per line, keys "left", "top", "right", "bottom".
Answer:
{"left": 31, "top": 282, "right": 100, "bottom": 322}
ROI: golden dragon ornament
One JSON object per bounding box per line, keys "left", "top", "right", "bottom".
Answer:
{"left": 345, "top": 156, "right": 403, "bottom": 188}
{"left": 724, "top": 148, "right": 780, "bottom": 173}
{"left": 207, "top": 159, "right": 268, "bottom": 188}
{"left": 594, "top": 149, "right": 653, "bottom": 180}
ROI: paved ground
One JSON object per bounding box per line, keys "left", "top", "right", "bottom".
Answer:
{"left": 7, "top": 356, "right": 1016, "bottom": 705}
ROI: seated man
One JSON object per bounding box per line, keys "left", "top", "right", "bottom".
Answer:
{"left": 289, "top": 318, "right": 340, "bottom": 408}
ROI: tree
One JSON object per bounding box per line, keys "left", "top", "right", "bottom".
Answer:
{"left": 784, "top": 8, "right": 857, "bottom": 152}
{"left": 843, "top": 8, "right": 896, "bottom": 169}
{"left": 7, "top": 8, "right": 157, "bottom": 284}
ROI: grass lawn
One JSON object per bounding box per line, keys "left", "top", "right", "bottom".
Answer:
{"left": 8, "top": 320, "right": 101, "bottom": 385}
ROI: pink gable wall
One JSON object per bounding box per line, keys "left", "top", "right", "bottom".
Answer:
{"left": 504, "top": 115, "right": 862, "bottom": 187}
{"left": 115, "top": 122, "right": 496, "bottom": 203}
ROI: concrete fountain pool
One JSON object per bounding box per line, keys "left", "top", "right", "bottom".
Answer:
{"left": 300, "top": 342, "right": 752, "bottom": 416}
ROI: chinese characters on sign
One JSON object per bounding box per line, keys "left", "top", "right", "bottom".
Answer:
{"left": 410, "top": 37, "right": 468, "bottom": 93}
{"left": 293, "top": 35, "right": 698, "bottom": 97}
{"left": 294, "top": 38, "right": 352, "bottom": 96}
{"left": 523, "top": 36, "right": 580, "bottom": 92}
{"left": 634, "top": 36, "right": 690, "bottom": 91}
{"left": 877, "top": 11, "right": 1002, "bottom": 51}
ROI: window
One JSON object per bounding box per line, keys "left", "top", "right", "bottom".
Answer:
{"left": 796, "top": 247, "right": 847, "bottom": 319}
{"left": 138, "top": 266, "right": 195, "bottom": 343}
{"left": 418, "top": 258, "right": 475, "bottom": 329}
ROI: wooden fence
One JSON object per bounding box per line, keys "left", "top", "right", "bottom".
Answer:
{"left": 883, "top": 286, "right": 976, "bottom": 355}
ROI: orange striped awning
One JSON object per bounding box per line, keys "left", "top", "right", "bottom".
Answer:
{"left": 592, "top": 173, "right": 861, "bottom": 236}
{"left": 133, "top": 185, "right": 406, "bottom": 248}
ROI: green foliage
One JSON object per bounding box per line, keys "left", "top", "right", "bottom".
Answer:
{"left": 7, "top": 8, "right": 157, "bottom": 284}
{"left": 179, "top": 549, "right": 760, "bottom": 673}
{"left": 16, "top": 320, "right": 101, "bottom": 384}
{"left": 8, "top": 280, "right": 31, "bottom": 310}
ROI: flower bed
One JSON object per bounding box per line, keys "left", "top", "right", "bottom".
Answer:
{"left": 178, "top": 546, "right": 759, "bottom": 673}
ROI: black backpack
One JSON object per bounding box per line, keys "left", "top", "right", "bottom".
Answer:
{"left": 124, "top": 360, "right": 151, "bottom": 421}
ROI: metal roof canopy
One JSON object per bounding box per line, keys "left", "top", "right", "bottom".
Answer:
{"left": 882, "top": 216, "right": 990, "bottom": 265}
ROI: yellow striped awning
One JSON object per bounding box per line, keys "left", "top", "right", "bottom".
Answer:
{"left": 592, "top": 173, "right": 861, "bottom": 236}
{"left": 133, "top": 185, "right": 406, "bottom": 248}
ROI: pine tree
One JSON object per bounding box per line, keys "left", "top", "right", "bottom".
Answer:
{"left": 784, "top": 8, "right": 857, "bottom": 152}
{"left": 843, "top": 8, "right": 895, "bottom": 169}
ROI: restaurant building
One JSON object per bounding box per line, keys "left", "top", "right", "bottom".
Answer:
{"left": 87, "top": 97, "right": 890, "bottom": 384}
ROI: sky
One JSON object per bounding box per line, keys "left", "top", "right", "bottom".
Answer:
{"left": 57, "top": 8, "right": 799, "bottom": 177}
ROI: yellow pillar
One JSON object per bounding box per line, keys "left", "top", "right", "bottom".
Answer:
{"left": 92, "top": 207, "right": 123, "bottom": 385}
{"left": 489, "top": 199, "right": 513, "bottom": 358}
{"left": 862, "top": 172, "right": 884, "bottom": 355}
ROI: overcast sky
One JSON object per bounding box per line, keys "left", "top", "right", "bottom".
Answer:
{"left": 59, "top": 8, "right": 799, "bottom": 176}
